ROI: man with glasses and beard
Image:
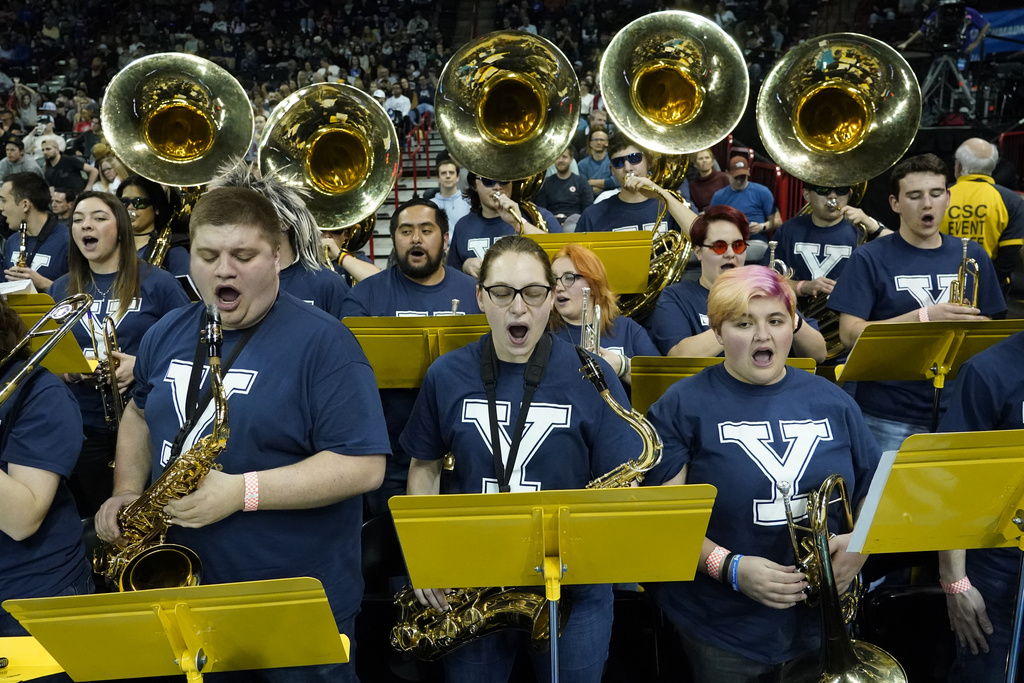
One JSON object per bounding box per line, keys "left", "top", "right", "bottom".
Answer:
{"left": 341, "top": 198, "right": 482, "bottom": 517}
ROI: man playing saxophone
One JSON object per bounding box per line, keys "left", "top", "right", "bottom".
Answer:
{"left": 95, "top": 186, "right": 390, "bottom": 683}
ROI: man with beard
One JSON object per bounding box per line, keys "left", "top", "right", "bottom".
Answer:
{"left": 39, "top": 135, "right": 98, "bottom": 195}
{"left": 341, "top": 198, "right": 481, "bottom": 517}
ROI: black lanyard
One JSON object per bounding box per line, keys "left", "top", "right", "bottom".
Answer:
{"left": 168, "top": 305, "right": 268, "bottom": 461}
{"left": 23, "top": 215, "right": 58, "bottom": 268}
{"left": 480, "top": 332, "right": 553, "bottom": 493}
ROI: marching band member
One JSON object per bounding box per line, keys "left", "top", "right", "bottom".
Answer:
{"left": 549, "top": 242, "right": 658, "bottom": 386}
{"left": 1, "top": 172, "right": 70, "bottom": 292}
{"left": 446, "top": 174, "right": 561, "bottom": 279}
{"left": 95, "top": 187, "right": 389, "bottom": 682}
{"left": 575, "top": 134, "right": 696, "bottom": 234}
{"left": 341, "top": 198, "right": 480, "bottom": 517}
{"left": 49, "top": 191, "right": 189, "bottom": 517}
{"left": 116, "top": 175, "right": 191, "bottom": 276}
{"left": 646, "top": 205, "right": 826, "bottom": 362}
{"left": 642, "top": 265, "right": 880, "bottom": 683}
{"left": 402, "top": 235, "right": 642, "bottom": 683}
{"left": 828, "top": 154, "right": 1007, "bottom": 452}
{"left": 937, "top": 326, "right": 1024, "bottom": 683}
{"left": 1, "top": 296, "right": 94, "bottom": 644}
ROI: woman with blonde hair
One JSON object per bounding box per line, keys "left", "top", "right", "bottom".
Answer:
{"left": 550, "top": 242, "right": 658, "bottom": 385}
{"left": 91, "top": 156, "right": 128, "bottom": 193}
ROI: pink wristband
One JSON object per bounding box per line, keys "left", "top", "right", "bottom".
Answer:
{"left": 706, "top": 545, "right": 730, "bottom": 580}
{"left": 796, "top": 280, "right": 805, "bottom": 297}
{"left": 942, "top": 576, "right": 972, "bottom": 594}
{"left": 243, "top": 471, "right": 259, "bottom": 512}
{"left": 918, "top": 307, "right": 930, "bottom": 322}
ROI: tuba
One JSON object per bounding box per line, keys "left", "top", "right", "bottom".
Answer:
{"left": 92, "top": 305, "right": 228, "bottom": 591}
{"left": 600, "top": 11, "right": 749, "bottom": 320}
{"left": 1, "top": 294, "right": 93, "bottom": 407}
{"left": 259, "top": 83, "right": 400, "bottom": 256}
{"left": 776, "top": 476, "right": 907, "bottom": 683}
{"left": 390, "top": 346, "right": 662, "bottom": 660}
{"left": 103, "top": 53, "right": 254, "bottom": 266}
{"left": 756, "top": 34, "right": 921, "bottom": 358}
{"left": 949, "top": 237, "right": 980, "bottom": 307}
{"left": 433, "top": 30, "right": 579, "bottom": 232}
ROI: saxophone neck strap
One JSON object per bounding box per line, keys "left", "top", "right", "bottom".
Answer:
{"left": 481, "top": 332, "right": 553, "bottom": 493}
{"left": 169, "top": 304, "right": 267, "bottom": 461}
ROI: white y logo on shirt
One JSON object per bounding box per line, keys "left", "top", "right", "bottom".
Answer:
{"left": 794, "top": 242, "right": 852, "bottom": 280}
{"left": 894, "top": 274, "right": 958, "bottom": 307}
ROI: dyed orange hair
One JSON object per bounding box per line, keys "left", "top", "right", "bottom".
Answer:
{"left": 551, "top": 243, "right": 618, "bottom": 335}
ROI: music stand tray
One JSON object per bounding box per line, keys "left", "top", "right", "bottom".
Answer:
{"left": 1, "top": 577, "right": 349, "bottom": 682}
{"left": 6, "top": 293, "right": 93, "bottom": 375}
{"left": 527, "top": 232, "right": 654, "bottom": 294}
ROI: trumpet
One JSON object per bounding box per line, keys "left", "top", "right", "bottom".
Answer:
{"left": 16, "top": 221, "right": 29, "bottom": 268}
{"left": 949, "top": 238, "right": 980, "bottom": 307}
{"left": 450, "top": 299, "right": 460, "bottom": 314}
{"left": 88, "top": 313, "right": 126, "bottom": 430}
{"left": 768, "top": 240, "right": 795, "bottom": 279}
{"left": 581, "top": 287, "right": 601, "bottom": 354}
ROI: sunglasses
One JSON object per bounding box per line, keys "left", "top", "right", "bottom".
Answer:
{"left": 609, "top": 151, "right": 644, "bottom": 169}
{"left": 702, "top": 239, "right": 747, "bottom": 255}
{"left": 480, "top": 178, "right": 512, "bottom": 188}
{"left": 810, "top": 186, "right": 852, "bottom": 197}
{"left": 120, "top": 197, "right": 152, "bottom": 210}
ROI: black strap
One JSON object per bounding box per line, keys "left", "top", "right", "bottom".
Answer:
{"left": 168, "top": 305, "right": 268, "bottom": 461}
{"left": 481, "top": 332, "right": 553, "bottom": 493}
{"left": 23, "top": 215, "right": 59, "bottom": 268}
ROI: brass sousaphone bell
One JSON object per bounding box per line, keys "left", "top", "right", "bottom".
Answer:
{"left": 258, "top": 83, "right": 400, "bottom": 254}
{"left": 599, "top": 11, "right": 749, "bottom": 319}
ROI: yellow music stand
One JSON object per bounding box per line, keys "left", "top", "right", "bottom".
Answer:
{"left": 6, "top": 293, "right": 92, "bottom": 375}
{"left": 630, "top": 356, "right": 817, "bottom": 414}
{"left": 390, "top": 485, "right": 716, "bottom": 682}
{"left": 344, "top": 315, "right": 489, "bottom": 388}
{"left": 1, "top": 578, "right": 349, "bottom": 682}
{"left": 834, "top": 320, "right": 1024, "bottom": 430}
{"left": 527, "top": 232, "right": 654, "bottom": 294}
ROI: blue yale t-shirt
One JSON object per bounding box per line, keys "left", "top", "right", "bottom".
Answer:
{"left": 552, "top": 315, "right": 659, "bottom": 359}
{"left": 0, "top": 366, "right": 87, "bottom": 605}
{"left": 447, "top": 208, "right": 562, "bottom": 273}
{"left": 278, "top": 260, "right": 350, "bottom": 319}
{"left": 767, "top": 214, "right": 858, "bottom": 283}
{"left": 576, "top": 195, "right": 677, "bottom": 233}
{"left": 828, "top": 232, "right": 1007, "bottom": 426}
{"left": 133, "top": 292, "right": 391, "bottom": 624}
{"left": 49, "top": 262, "right": 190, "bottom": 432}
{"left": 643, "top": 363, "right": 880, "bottom": 664}
{"left": 939, "top": 331, "right": 1024, "bottom": 600}
{"left": 645, "top": 280, "right": 711, "bottom": 355}
{"left": 3, "top": 218, "right": 71, "bottom": 284}
{"left": 137, "top": 244, "right": 190, "bottom": 277}
{"left": 400, "top": 334, "right": 643, "bottom": 493}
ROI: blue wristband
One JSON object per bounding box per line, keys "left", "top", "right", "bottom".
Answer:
{"left": 730, "top": 554, "right": 743, "bottom": 592}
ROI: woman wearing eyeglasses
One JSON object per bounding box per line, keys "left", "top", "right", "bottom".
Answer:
{"left": 647, "top": 205, "right": 826, "bottom": 362}
{"left": 446, "top": 173, "right": 562, "bottom": 279}
{"left": 48, "top": 192, "right": 189, "bottom": 517}
{"left": 550, "top": 243, "right": 658, "bottom": 385}
{"left": 575, "top": 134, "right": 696, "bottom": 234}
{"left": 641, "top": 265, "right": 879, "bottom": 683}
{"left": 116, "top": 175, "right": 190, "bottom": 276}
{"left": 402, "top": 235, "right": 642, "bottom": 683}
{"left": 767, "top": 184, "right": 889, "bottom": 303}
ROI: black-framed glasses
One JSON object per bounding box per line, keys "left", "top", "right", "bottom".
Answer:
{"left": 555, "top": 272, "right": 584, "bottom": 287}
{"left": 702, "top": 239, "right": 747, "bottom": 255}
{"left": 810, "top": 186, "right": 852, "bottom": 197}
{"left": 609, "top": 151, "right": 644, "bottom": 169}
{"left": 120, "top": 197, "right": 152, "bottom": 210}
{"left": 481, "top": 284, "right": 552, "bottom": 306}
{"left": 480, "top": 178, "right": 513, "bottom": 188}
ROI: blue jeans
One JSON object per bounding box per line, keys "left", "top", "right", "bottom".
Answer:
{"left": 678, "top": 629, "right": 778, "bottom": 683}
{"left": 861, "top": 413, "right": 928, "bottom": 456}
{"left": 443, "top": 586, "right": 612, "bottom": 683}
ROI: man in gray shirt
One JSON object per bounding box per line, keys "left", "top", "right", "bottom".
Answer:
{"left": 0, "top": 139, "right": 43, "bottom": 182}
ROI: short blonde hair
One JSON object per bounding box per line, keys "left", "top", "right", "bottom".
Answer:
{"left": 707, "top": 265, "right": 795, "bottom": 331}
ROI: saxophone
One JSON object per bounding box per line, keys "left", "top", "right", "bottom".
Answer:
{"left": 146, "top": 225, "right": 174, "bottom": 268}
{"left": 93, "top": 305, "right": 229, "bottom": 591}
{"left": 16, "top": 221, "right": 29, "bottom": 268}
{"left": 390, "top": 346, "right": 662, "bottom": 660}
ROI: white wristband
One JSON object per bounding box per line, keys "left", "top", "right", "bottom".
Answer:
{"left": 243, "top": 471, "right": 259, "bottom": 512}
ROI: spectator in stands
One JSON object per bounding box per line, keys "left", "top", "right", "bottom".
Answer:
{"left": 40, "top": 135, "right": 98, "bottom": 196}
{"left": 12, "top": 80, "right": 41, "bottom": 128}
{"left": 71, "top": 114, "right": 105, "bottom": 162}
{"left": 384, "top": 82, "right": 412, "bottom": 136}
{"left": 533, "top": 146, "right": 594, "bottom": 230}
{"left": 687, "top": 148, "right": 730, "bottom": 211}
{"left": 0, "top": 109, "right": 23, "bottom": 147}
{"left": 710, "top": 157, "right": 780, "bottom": 261}
{"left": 410, "top": 74, "right": 434, "bottom": 126}
{"left": 1, "top": 139, "right": 43, "bottom": 181}
{"left": 92, "top": 156, "right": 128, "bottom": 193}
{"left": 425, "top": 159, "right": 471, "bottom": 241}
{"left": 50, "top": 188, "right": 76, "bottom": 223}
{"left": 578, "top": 126, "right": 618, "bottom": 197}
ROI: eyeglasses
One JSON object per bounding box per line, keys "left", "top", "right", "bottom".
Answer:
{"left": 810, "top": 186, "right": 852, "bottom": 197}
{"left": 555, "top": 272, "right": 584, "bottom": 287}
{"left": 120, "top": 197, "right": 152, "bottom": 210}
{"left": 610, "top": 151, "right": 644, "bottom": 169}
{"left": 702, "top": 239, "right": 747, "bottom": 255}
{"left": 480, "top": 178, "right": 512, "bottom": 188}
{"left": 481, "top": 284, "right": 552, "bottom": 306}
